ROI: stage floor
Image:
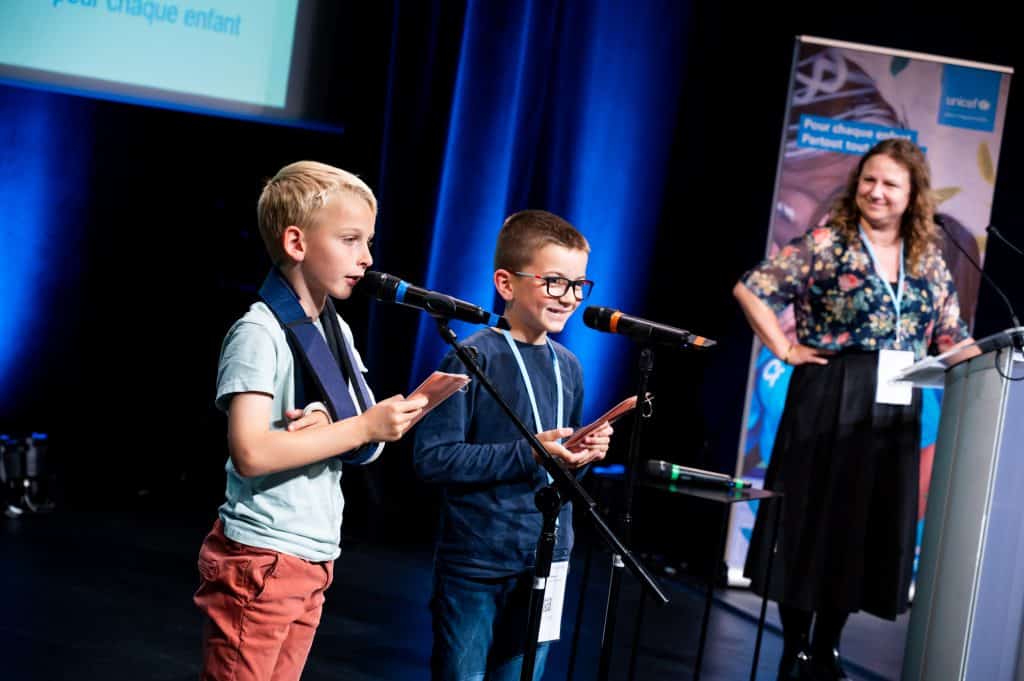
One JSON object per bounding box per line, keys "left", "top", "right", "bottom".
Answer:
{"left": 0, "top": 510, "right": 902, "bottom": 680}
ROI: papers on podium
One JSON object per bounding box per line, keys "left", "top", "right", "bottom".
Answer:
{"left": 563, "top": 393, "right": 651, "bottom": 450}
{"left": 892, "top": 327, "right": 1024, "bottom": 387}
{"left": 408, "top": 371, "right": 471, "bottom": 427}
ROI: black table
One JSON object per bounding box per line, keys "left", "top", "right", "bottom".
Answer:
{"left": 567, "top": 471, "right": 782, "bottom": 681}
{"left": 638, "top": 479, "right": 782, "bottom": 681}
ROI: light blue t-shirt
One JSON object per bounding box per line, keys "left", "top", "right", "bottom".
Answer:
{"left": 214, "top": 301, "right": 381, "bottom": 562}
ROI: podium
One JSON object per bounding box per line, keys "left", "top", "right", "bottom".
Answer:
{"left": 899, "top": 328, "right": 1024, "bottom": 681}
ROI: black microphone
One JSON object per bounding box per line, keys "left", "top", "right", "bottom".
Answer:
{"left": 936, "top": 217, "right": 1021, "bottom": 328}
{"left": 645, "top": 459, "right": 750, "bottom": 490}
{"left": 582, "top": 306, "right": 716, "bottom": 348}
{"left": 986, "top": 224, "right": 1024, "bottom": 258}
{"left": 359, "top": 271, "right": 510, "bottom": 330}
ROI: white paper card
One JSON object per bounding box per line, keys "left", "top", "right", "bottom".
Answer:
{"left": 876, "top": 349, "right": 915, "bottom": 405}
{"left": 538, "top": 561, "right": 569, "bottom": 642}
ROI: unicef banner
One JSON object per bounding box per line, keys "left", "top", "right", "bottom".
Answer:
{"left": 725, "top": 36, "right": 1013, "bottom": 583}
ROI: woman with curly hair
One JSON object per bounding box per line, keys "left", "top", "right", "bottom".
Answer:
{"left": 735, "top": 138, "right": 976, "bottom": 680}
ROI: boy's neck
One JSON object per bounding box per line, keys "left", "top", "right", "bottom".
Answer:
{"left": 280, "top": 264, "right": 327, "bottom": 319}
{"left": 501, "top": 321, "right": 548, "bottom": 345}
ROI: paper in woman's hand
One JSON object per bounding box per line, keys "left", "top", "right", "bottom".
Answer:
{"left": 563, "top": 393, "right": 652, "bottom": 450}
{"left": 407, "top": 371, "right": 471, "bottom": 427}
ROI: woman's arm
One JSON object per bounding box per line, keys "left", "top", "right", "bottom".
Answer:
{"left": 733, "top": 282, "right": 830, "bottom": 366}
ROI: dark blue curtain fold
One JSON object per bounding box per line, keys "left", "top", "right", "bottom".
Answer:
{"left": 0, "top": 90, "right": 91, "bottom": 412}
{"left": 404, "top": 0, "right": 692, "bottom": 416}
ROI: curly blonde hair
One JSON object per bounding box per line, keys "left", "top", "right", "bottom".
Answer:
{"left": 829, "top": 139, "right": 937, "bottom": 275}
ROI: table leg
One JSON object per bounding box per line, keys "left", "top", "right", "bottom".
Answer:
{"left": 694, "top": 503, "right": 729, "bottom": 680}
{"left": 749, "top": 496, "right": 782, "bottom": 681}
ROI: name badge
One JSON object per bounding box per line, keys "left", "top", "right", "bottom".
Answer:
{"left": 538, "top": 561, "right": 570, "bottom": 642}
{"left": 876, "top": 349, "right": 914, "bottom": 405}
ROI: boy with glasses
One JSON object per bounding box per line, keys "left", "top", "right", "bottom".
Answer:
{"left": 414, "top": 209, "right": 612, "bottom": 680}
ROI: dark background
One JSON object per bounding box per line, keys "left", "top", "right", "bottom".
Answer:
{"left": 2, "top": 3, "right": 1022, "bottom": 570}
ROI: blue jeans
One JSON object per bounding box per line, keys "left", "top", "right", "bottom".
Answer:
{"left": 430, "top": 570, "right": 550, "bottom": 681}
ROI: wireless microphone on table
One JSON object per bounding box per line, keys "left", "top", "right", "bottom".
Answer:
{"left": 645, "top": 459, "right": 751, "bottom": 490}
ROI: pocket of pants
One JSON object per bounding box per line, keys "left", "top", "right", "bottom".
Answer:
{"left": 198, "top": 555, "right": 219, "bottom": 582}
{"left": 248, "top": 552, "right": 280, "bottom": 603}
{"left": 197, "top": 540, "right": 221, "bottom": 582}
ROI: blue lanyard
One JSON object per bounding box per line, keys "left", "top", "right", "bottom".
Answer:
{"left": 500, "top": 330, "right": 564, "bottom": 434}
{"left": 501, "top": 330, "right": 564, "bottom": 503}
{"left": 858, "top": 225, "right": 905, "bottom": 344}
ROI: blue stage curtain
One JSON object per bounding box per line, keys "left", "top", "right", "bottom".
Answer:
{"left": 397, "top": 0, "right": 692, "bottom": 414}
{"left": 0, "top": 89, "right": 91, "bottom": 407}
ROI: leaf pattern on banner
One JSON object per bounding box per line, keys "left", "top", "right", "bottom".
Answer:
{"left": 978, "top": 142, "right": 996, "bottom": 184}
{"left": 933, "top": 187, "right": 962, "bottom": 205}
{"left": 890, "top": 56, "right": 910, "bottom": 76}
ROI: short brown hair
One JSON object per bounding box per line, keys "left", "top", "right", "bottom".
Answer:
{"left": 257, "top": 161, "right": 377, "bottom": 264}
{"left": 493, "top": 210, "right": 590, "bottom": 271}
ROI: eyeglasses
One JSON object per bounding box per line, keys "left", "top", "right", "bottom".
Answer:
{"left": 513, "top": 272, "right": 595, "bottom": 301}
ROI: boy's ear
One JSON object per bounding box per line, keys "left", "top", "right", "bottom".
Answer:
{"left": 494, "top": 269, "right": 515, "bottom": 302}
{"left": 281, "top": 225, "right": 305, "bottom": 262}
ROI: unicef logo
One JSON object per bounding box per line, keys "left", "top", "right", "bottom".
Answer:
{"left": 979, "top": 99, "right": 992, "bottom": 112}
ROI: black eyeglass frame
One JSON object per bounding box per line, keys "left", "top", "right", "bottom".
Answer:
{"left": 512, "top": 271, "right": 595, "bottom": 301}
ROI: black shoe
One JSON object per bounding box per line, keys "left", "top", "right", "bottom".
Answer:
{"left": 807, "top": 648, "right": 849, "bottom": 681}
{"left": 778, "top": 649, "right": 811, "bottom": 681}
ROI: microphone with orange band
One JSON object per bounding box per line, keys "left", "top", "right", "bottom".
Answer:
{"left": 582, "top": 306, "right": 716, "bottom": 349}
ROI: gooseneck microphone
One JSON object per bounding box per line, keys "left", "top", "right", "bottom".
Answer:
{"left": 987, "top": 224, "right": 1024, "bottom": 259}
{"left": 359, "top": 271, "right": 510, "bottom": 330}
{"left": 582, "top": 306, "right": 716, "bottom": 348}
{"left": 936, "top": 217, "right": 1021, "bottom": 329}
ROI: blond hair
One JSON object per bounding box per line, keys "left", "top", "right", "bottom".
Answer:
{"left": 494, "top": 210, "right": 590, "bottom": 272}
{"left": 257, "top": 161, "right": 377, "bottom": 264}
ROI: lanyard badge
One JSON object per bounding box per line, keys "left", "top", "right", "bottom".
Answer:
{"left": 858, "top": 228, "right": 914, "bottom": 405}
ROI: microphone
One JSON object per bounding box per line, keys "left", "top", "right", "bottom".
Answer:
{"left": 935, "top": 217, "right": 1021, "bottom": 329}
{"left": 645, "top": 459, "right": 751, "bottom": 490}
{"left": 986, "top": 224, "right": 1024, "bottom": 258}
{"left": 583, "top": 306, "right": 716, "bottom": 348}
{"left": 359, "top": 271, "right": 510, "bottom": 330}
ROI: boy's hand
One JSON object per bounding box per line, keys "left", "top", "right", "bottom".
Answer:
{"left": 285, "top": 407, "right": 330, "bottom": 432}
{"left": 360, "top": 394, "right": 429, "bottom": 442}
{"left": 533, "top": 427, "right": 599, "bottom": 470}
{"left": 568, "top": 422, "right": 613, "bottom": 461}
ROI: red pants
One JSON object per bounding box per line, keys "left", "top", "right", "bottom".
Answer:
{"left": 194, "top": 520, "right": 334, "bottom": 681}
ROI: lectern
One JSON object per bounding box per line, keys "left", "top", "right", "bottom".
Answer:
{"left": 900, "top": 328, "right": 1024, "bottom": 681}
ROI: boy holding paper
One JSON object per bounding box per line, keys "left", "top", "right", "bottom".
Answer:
{"left": 413, "top": 209, "right": 613, "bottom": 681}
{"left": 194, "top": 161, "right": 427, "bottom": 681}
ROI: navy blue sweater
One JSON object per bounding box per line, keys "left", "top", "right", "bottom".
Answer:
{"left": 413, "top": 328, "right": 584, "bottom": 578}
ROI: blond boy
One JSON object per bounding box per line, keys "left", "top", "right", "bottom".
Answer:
{"left": 194, "top": 161, "right": 426, "bottom": 681}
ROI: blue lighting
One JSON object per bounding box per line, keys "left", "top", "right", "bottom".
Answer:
{"left": 408, "top": 0, "right": 690, "bottom": 419}
{"left": 0, "top": 87, "right": 89, "bottom": 407}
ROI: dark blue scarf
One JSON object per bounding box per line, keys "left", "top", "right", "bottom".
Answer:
{"left": 259, "top": 268, "right": 379, "bottom": 464}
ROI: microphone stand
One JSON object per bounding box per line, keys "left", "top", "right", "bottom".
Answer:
{"left": 431, "top": 317, "right": 669, "bottom": 681}
{"left": 596, "top": 345, "right": 654, "bottom": 681}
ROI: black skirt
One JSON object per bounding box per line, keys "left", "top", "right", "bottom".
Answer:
{"left": 743, "top": 350, "right": 921, "bottom": 619}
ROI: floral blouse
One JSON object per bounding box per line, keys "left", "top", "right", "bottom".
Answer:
{"left": 742, "top": 225, "right": 969, "bottom": 359}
